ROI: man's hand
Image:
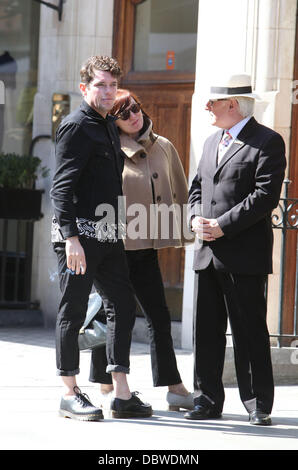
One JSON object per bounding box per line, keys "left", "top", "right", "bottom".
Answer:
{"left": 65, "top": 236, "right": 87, "bottom": 275}
{"left": 191, "top": 216, "right": 224, "bottom": 242}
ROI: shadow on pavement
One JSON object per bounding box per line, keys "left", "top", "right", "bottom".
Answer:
{"left": 100, "top": 410, "right": 298, "bottom": 440}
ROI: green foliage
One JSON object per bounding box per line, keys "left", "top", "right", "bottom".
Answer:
{"left": 0, "top": 153, "right": 49, "bottom": 189}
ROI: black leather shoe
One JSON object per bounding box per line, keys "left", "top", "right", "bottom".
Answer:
{"left": 185, "top": 404, "right": 222, "bottom": 420}
{"left": 59, "top": 386, "right": 104, "bottom": 421}
{"left": 185, "top": 395, "right": 221, "bottom": 420}
{"left": 249, "top": 410, "right": 272, "bottom": 426}
{"left": 111, "top": 392, "right": 152, "bottom": 418}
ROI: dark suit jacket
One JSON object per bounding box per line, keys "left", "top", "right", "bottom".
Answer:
{"left": 188, "top": 117, "right": 286, "bottom": 274}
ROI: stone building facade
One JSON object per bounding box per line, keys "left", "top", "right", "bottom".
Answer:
{"left": 1, "top": 0, "right": 296, "bottom": 352}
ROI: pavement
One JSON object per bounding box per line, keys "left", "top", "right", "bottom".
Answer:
{"left": 0, "top": 326, "right": 298, "bottom": 455}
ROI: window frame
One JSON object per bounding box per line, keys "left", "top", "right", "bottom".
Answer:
{"left": 112, "top": 0, "right": 196, "bottom": 85}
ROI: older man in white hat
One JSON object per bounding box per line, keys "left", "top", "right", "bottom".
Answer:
{"left": 186, "top": 73, "right": 286, "bottom": 425}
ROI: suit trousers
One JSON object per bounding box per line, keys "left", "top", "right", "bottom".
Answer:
{"left": 54, "top": 237, "right": 136, "bottom": 376}
{"left": 89, "top": 248, "right": 182, "bottom": 387}
{"left": 194, "top": 261, "right": 274, "bottom": 414}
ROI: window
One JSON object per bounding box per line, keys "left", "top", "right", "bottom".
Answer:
{"left": 133, "top": 0, "right": 198, "bottom": 72}
{"left": 0, "top": 0, "right": 40, "bottom": 155}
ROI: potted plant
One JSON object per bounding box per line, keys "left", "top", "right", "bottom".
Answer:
{"left": 0, "top": 152, "right": 49, "bottom": 220}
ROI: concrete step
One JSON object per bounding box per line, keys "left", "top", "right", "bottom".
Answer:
{"left": 0, "top": 309, "right": 44, "bottom": 327}
{"left": 132, "top": 317, "right": 298, "bottom": 386}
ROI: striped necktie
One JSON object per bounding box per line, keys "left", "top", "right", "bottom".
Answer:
{"left": 221, "top": 131, "right": 232, "bottom": 147}
{"left": 218, "top": 130, "right": 233, "bottom": 164}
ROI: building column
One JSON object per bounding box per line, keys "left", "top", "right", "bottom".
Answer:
{"left": 181, "top": 0, "right": 297, "bottom": 348}
{"left": 182, "top": 0, "right": 251, "bottom": 349}
{"left": 31, "top": 0, "right": 114, "bottom": 326}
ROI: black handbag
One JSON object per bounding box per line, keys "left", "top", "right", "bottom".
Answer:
{"left": 78, "top": 293, "right": 107, "bottom": 351}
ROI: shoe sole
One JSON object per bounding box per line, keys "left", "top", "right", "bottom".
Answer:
{"left": 185, "top": 413, "right": 222, "bottom": 420}
{"left": 59, "top": 409, "right": 104, "bottom": 421}
{"left": 250, "top": 419, "right": 272, "bottom": 426}
{"left": 111, "top": 410, "right": 153, "bottom": 419}
{"left": 168, "top": 405, "right": 194, "bottom": 412}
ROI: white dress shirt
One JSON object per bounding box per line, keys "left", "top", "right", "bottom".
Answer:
{"left": 217, "top": 115, "right": 251, "bottom": 163}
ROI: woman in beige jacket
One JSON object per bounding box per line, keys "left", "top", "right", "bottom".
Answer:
{"left": 89, "top": 89, "right": 194, "bottom": 411}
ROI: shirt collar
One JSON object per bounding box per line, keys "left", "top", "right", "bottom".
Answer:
{"left": 227, "top": 116, "right": 251, "bottom": 140}
{"left": 80, "top": 99, "right": 117, "bottom": 123}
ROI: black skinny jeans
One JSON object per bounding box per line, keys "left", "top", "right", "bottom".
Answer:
{"left": 89, "top": 248, "right": 182, "bottom": 387}
{"left": 54, "top": 237, "right": 136, "bottom": 376}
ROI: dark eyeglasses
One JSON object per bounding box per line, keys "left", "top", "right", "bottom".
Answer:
{"left": 208, "top": 99, "right": 229, "bottom": 107}
{"left": 117, "top": 103, "right": 141, "bottom": 120}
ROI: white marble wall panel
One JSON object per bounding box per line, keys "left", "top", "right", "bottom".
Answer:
{"left": 77, "top": 0, "right": 98, "bottom": 37}
{"left": 183, "top": 0, "right": 297, "bottom": 345}
{"left": 95, "top": 0, "right": 114, "bottom": 37}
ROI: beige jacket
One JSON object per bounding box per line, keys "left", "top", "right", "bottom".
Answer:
{"left": 120, "top": 122, "right": 194, "bottom": 250}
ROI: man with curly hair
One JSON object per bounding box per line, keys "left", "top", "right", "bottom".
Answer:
{"left": 50, "top": 56, "right": 152, "bottom": 421}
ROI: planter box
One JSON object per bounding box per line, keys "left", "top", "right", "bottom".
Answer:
{"left": 0, "top": 188, "right": 43, "bottom": 220}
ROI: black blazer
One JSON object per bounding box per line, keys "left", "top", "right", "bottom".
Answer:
{"left": 188, "top": 117, "right": 286, "bottom": 274}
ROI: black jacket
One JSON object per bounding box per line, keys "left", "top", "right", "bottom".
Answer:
{"left": 188, "top": 117, "right": 286, "bottom": 274}
{"left": 50, "top": 100, "right": 124, "bottom": 240}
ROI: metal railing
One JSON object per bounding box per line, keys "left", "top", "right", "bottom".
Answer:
{"left": 271, "top": 179, "right": 298, "bottom": 346}
{"left": 0, "top": 219, "right": 36, "bottom": 308}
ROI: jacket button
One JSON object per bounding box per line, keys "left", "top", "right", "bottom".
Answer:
{"left": 152, "top": 172, "right": 158, "bottom": 179}
{"left": 156, "top": 196, "right": 161, "bottom": 202}
{"left": 211, "top": 200, "right": 216, "bottom": 205}
{"left": 140, "top": 152, "right": 146, "bottom": 158}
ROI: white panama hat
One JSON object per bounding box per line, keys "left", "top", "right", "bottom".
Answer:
{"left": 208, "top": 73, "right": 260, "bottom": 100}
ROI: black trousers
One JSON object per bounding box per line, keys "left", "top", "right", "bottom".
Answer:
{"left": 54, "top": 237, "right": 136, "bottom": 376}
{"left": 194, "top": 262, "right": 274, "bottom": 414}
{"left": 89, "top": 249, "right": 182, "bottom": 387}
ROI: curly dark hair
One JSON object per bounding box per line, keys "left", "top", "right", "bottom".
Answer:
{"left": 80, "top": 55, "right": 122, "bottom": 84}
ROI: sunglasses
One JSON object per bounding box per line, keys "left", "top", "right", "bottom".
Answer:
{"left": 117, "top": 103, "right": 141, "bottom": 121}
{"left": 208, "top": 98, "right": 229, "bottom": 106}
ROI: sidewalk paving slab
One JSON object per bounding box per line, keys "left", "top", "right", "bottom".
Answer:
{"left": 0, "top": 327, "right": 298, "bottom": 452}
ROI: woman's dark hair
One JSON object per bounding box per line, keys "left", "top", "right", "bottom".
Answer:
{"left": 110, "top": 89, "right": 151, "bottom": 134}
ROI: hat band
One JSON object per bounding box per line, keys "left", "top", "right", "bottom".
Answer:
{"left": 210, "top": 86, "right": 252, "bottom": 95}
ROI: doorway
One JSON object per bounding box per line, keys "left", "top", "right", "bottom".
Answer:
{"left": 113, "top": 0, "right": 198, "bottom": 320}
